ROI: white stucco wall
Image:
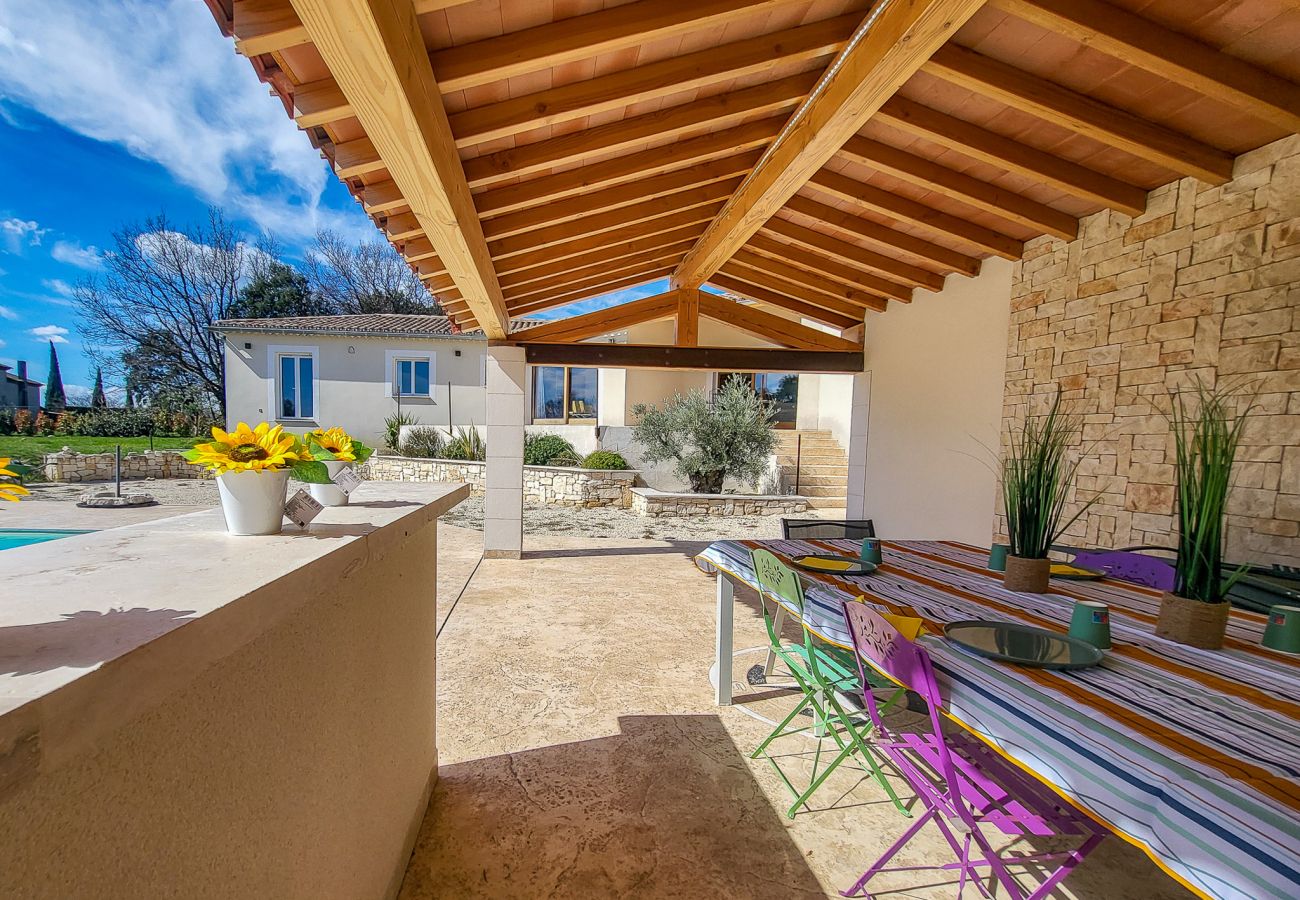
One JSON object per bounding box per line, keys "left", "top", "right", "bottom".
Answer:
{"left": 860, "top": 258, "right": 1013, "bottom": 544}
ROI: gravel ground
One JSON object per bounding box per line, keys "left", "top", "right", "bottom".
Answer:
{"left": 25, "top": 479, "right": 802, "bottom": 540}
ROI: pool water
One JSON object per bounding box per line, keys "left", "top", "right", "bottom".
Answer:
{"left": 0, "top": 529, "right": 90, "bottom": 551}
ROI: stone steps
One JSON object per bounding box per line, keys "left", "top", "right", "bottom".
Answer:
{"left": 772, "top": 429, "right": 850, "bottom": 506}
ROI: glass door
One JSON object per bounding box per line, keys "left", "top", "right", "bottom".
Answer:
{"left": 717, "top": 372, "right": 799, "bottom": 429}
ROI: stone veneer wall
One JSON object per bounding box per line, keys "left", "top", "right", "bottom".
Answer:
{"left": 43, "top": 449, "right": 209, "bottom": 482}
{"left": 1000, "top": 135, "right": 1300, "bottom": 566}
{"left": 631, "top": 487, "right": 808, "bottom": 518}
{"left": 363, "top": 455, "right": 637, "bottom": 508}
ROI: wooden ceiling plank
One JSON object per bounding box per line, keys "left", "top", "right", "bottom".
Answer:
{"left": 762, "top": 217, "right": 946, "bottom": 289}
{"left": 431, "top": 0, "right": 800, "bottom": 93}
{"left": 697, "top": 293, "right": 862, "bottom": 352}
{"left": 838, "top": 135, "right": 1078, "bottom": 240}
{"left": 293, "top": 0, "right": 510, "bottom": 338}
{"left": 293, "top": 79, "right": 351, "bottom": 129}
{"left": 720, "top": 260, "right": 886, "bottom": 315}
{"left": 747, "top": 232, "right": 923, "bottom": 297}
{"left": 362, "top": 180, "right": 407, "bottom": 214}
{"left": 501, "top": 240, "right": 699, "bottom": 292}
{"left": 990, "top": 0, "right": 1300, "bottom": 134}
{"left": 707, "top": 275, "right": 860, "bottom": 331}
{"left": 923, "top": 44, "right": 1234, "bottom": 183}
{"left": 809, "top": 169, "right": 1023, "bottom": 259}
{"left": 509, "top": 269, "right": 675, "bottom": 318}
{"left": 878, "top": 97, "right": 1148, "bottom": 215}
{"left": 482, "top": 153, "right": 760, "bottom": 242}
{"left": 234, "top": 0, "right": 310, "bottom": 57}
{"left": 463, "top": 71, "right": 817, "bottom": 189}
{"left": 475, "top": 119, "right": 781, "bottom": 219}
{"left": 509, "top": 291, "right": 683, "bottom": 344}
{"left": 676, "top": 288, "right": 700, "bottom": 348}
{"left": 496, "top": 220, "right": 709, "bottom": 277}
{"left": 673, "top": 0, "right": 986, "bottom": 289}
{"left": 732, "top": 247, "right": 905, "bottom": 303}
{"left": 449, "top": 12, "right": 858, "bottom": 145}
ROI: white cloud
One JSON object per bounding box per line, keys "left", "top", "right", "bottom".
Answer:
{"left": 50, "top": 239, "right": 102, "bottom": 270}
{"left": 1, "top": 216, "right": 47, "bottom": 252}
{"left": 0, "top": 2, "right": 362, "bottom": 242}
{"left": 42, "top": 278, "right": 74, "bottom": 297}
{"left": 0, "top": 338, "right": 6, "bottom": 349}
{"left": 28, "top": 324, "right": 69, "bottom": 343}
{"left": 0, "top": 304, "right": 16, "bottom": 320}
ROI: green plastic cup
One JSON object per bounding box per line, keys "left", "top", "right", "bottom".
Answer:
{"left": 988, "top": 543, "right": 1010, "bottom": 572}
{"left": 1262, "top": 605, "right": 1300, "bottom": 655}
{"left": 1069, "top": 600, "right": 1112, "bottom": 650}
{"left": 860, "top": 538, "right": 883, "bottom": 566}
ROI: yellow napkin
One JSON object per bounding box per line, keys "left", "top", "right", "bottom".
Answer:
{"left": 1051, "top": 563, "right": 1095, "bottom": 577}
{"left": 799, "top": 556, "right": 855, "bottom": 572}
{"left": 852, "top": 597, "right": 926, "bottom": 640}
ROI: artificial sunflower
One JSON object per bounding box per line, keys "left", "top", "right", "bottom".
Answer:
{"left": 306, "top": 426, "right": 375, "bottom": 464}
{"left": 0, "top": 457, "right": 30, "bottom": 502}
{"left": 185, "top": 422, "right": 302, "bottom": 475}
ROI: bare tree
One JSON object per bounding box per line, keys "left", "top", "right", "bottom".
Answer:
{"left": 306, "top": 230, "right": 443, "bottom": 315}
{"left": 74, "top": 209, "right": 260, "bottom": 414}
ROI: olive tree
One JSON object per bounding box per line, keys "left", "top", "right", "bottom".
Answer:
{"left": 631, "top": 375, "right": 776, "bottom": 494}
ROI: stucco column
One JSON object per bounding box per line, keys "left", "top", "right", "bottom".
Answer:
{"left": 844, "top": 371, "right": 871, "bottom": 519}
{"left": 485, "top": 344, "right": 526, "bottom": 559}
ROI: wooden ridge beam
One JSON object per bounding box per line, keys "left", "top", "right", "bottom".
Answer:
{"left": 698, "top": 293, "right": 862, "bottom": 351}
{"left": 482, "top": 153, "right": 760, "bottom": 242}
{"left": 990, "top": 0, "right": 1300, "bottom": 134}
{"left": 782, "top": 196, "right": 981, "bottom": 274}
{"left": 707, "top": 275, "right": 860, "bottom": 331}
{"left": 519, "top": 342, "right": 866, "bottom": 374}
{"left": 449, "top": 12, "right": 858, "bottom": 145}
{"left": 923, "top": 44, "right": 1234, "bottom": 183}
{"left": 720, "top": 260, "right": 885, "bottom": 315}
{"left": 500, "top": 239, "right": 699, "bottom": 293}
{"left": 431, "top": 0, "right": 799, "bottom": 93}
{"left": 510, "top": 270, "right": 675, "bottom": 318}
{"left": 838, "top": 135, "right": 1078, "bottom": 240}
{"left": 507, "top": 256, "right": 681, "bottom": 306}
{"left": 762, "top": 217, "right": 946, "bottom": 289}
{"left": 475, "top": 119, "right": 781, "bottom": 219}
{"left": 673, "top": 0, "right": 986, "bottom": 288}
{"left": 293, "top": 0, "right": 509, "bottom": 338}
{"left": 509, "top": 291, "right": 683, "bottom": 344}
{"left": 676, "top": 289, "right": 700, "bottom": 347}
{"left": 496, "top": 221, "right": 707, "bottom": 278}
{"left": 732, "top": 247, "right": 902, "bottom": 304}
{"left": 808, "top": 169, "right": 1024, "bottom": 259}
{"left": 746, "top": 232, "right": 924, "bottom": 297}
{"left": 463, "top": 71, "right": 817, "bottom": 189}
{"left": 877, "top": 96, "right": 1148, "bottom": 215}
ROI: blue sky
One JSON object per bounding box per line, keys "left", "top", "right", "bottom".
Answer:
{"left": 0, "top": 0, "right": 644, "bottom": 401}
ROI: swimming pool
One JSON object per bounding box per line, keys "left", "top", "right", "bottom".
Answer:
{"left": 0, "top": 529, "right": 91, "bottom": 551}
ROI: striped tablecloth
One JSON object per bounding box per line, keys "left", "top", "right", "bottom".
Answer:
{"left": 697, "top": 539, "right": 1300, "bottom": 900}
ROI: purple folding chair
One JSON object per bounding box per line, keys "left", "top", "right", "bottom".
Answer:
{"left": 839, "top": 600, "right": 1107, "bottom": 899}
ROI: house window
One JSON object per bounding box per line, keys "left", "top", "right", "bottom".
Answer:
{"left": 394, "top": 358, "right": 431, "bottom": 397}
{"left": 278, "top": 353, "right": 315, "bottom": 419}
{"left": 532, "top": 366, "right": 597, "bottom": 423}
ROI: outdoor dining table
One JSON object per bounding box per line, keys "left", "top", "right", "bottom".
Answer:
{"left": 697, "top": 538, "right": 1300, "bottom": 900}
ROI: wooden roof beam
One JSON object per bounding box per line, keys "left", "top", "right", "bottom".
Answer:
{"left": 382, "top": 211, "right": 423, "bottom": 242}
{"left": 496, "top": 220, "right": 708, "bottom": 278}
{"left": 761, "top": 217, "right": 946, "bottom": 289}
{"left": 293, "top": 79, "right": 350, "bottom": 129}
{"left": 732, "top": 247, "right": 902, "bottom": 304}
{"left": 399, "top": 237, "right": 439, "bottom": 263}
{"left": 838, "top": 135, "right": 1078, "bottom": 240}
{"left": 990, "top": 0, "right": 1300, "bottom": 134}
{"left": 720, "top": 260, "right": 886, "bottom": 315}
{"left": 293, "top": 0, "right": 509, "bottom": 338}
{"left": 333, "top": 137, "right": 385, "bottom": 178}
{"left": 362, "top": 180, "right": 407, "bottom": 215}
{"left": 746, "top": 231, "right": 926, "bottom": 296}
{"left": 501, "top": 240, "right": 700, "bottom": 293}
{"left": 507, "top": 257, "right": 682, "bottom": 307}
{"left": 923, "top": 44, "right": 1234, "bottom": 183}
{"left": 233, "top": 0, "right": 310, "bottom": 57}
{"left": 698, "top": 293, "right": 862, "bottom": 352}
{"left": 676, "top": 289, "right": 700, "bottom": 348}
{"left": 510, "top": 271, "right": 675, "bottom": 318}
{"left": 509, "top": 291, "right": 684, "bottom": 344}
{"left": 519, "top": 342, "right": 865, "bottom": 373}
{"left": 707, "top": 276, "right": 862, "bottom": 331}
{"left": 782, "top": 196, "right": 981, "bottom": 274}
{"left": 673, "top": 0, "right": 986, "bottom": 289}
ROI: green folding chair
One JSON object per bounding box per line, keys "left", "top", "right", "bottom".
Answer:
{"left": 748, "top": 548, "right": 910, "bottom": 819}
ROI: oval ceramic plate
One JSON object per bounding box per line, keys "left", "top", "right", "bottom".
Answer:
{"left": 944, "top": 620, "right": 1104, "bottom": 670}
{"left": 790, "top": 554, "right": 877, "bottom": 576}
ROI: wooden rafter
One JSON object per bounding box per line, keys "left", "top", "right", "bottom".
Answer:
{"left": 673, "top": 0, "right": 986, "bottom": 289}
{"left": 731, "top": 248, "right": 903, "bottom": 304}
{"left": 990, "top": 0, "right": 1300, "bottom": 134}
{"left": 494, "top": 218, "right": 711, "bottom": 276}
{"left": 923, "top": 44, "right": 1234, "bottom": 183}
{"left": 837, "top": 136, "right": 1078, "bottom": 239}
{"left": 293, "top": 80, "right": 350, "bottom": 129}
{"left": 720, "top": 260, "right": 885, "bottom": 316}
{"left": 399, "top": 237, "right": 438, "bottom": 262}
{"left": 333, "top": 137, "right": 384, "bottom": 178}
{"left": 877, "top": 97, "right": 1148, "bottom": 215}
{"left": 510, "top": 270, "right": 675, "bottom": 318}
{"left": 509, "top": 291, "right": 683, "bottom": 344}
{"left": 500, "top": 240, "right": 700, "bottom": 293}
{"left": 505, "top": 252, "right": 685, "bottom": 304}
{"left": 746, "top": 232, "right": 924, "bottom": 297}
{"left": 761, "top": 217, "right": 946, "bottom": 289}
{"left": 361, "top": 180, "right": 406, "bottom": 215}
{"left": 292, "top": 0, "right": 509, "bottom": 338}
{"left": 697, "top": 293, "right": 862, "bottom": 352}
{"left": 708, "top": 275, "right": 861, "bottom": 331}
{"left": 235, "top": 0, "right": 475, "bottom": 57}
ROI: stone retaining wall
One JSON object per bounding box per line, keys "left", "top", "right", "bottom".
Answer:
{"left": 363, "top": 455, "right": 637, "bottom": 508}
{"left": 42, "top": 449, "right": 209, "bottom": 482}
{"left": 631, "top": 487, "right": 807, "bottom": 517}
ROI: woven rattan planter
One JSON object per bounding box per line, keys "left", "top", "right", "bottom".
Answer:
{"left": 1003, "top": 555, "right": 1051, "bottom": 593}
{"left": 1155, "top": 592, "right": 1229, "bottom": 650}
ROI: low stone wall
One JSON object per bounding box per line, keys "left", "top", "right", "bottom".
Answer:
{"left": 631, "top": 487, "right": 807, "bottom": 517}
{"left": 363, "top": 455, "right": 637, "bottom": 508}
{"left": 42, "top": 449, "right": 209, "bottom": 482}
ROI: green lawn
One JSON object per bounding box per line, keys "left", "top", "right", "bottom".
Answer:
{"left": 0, "top": 435, "right": 203, "bottom": 461}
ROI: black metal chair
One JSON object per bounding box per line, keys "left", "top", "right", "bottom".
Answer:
{"left": 781, "top": 518, "right": 876, "bottom": 540}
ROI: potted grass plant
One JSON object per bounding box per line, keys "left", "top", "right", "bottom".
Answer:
{"left": 1000, "top": 389, "right": 1097, "bottom": 593}
{"left": 304, "top": 427, "right": 375, "bottom": 507}
{"left": 1155, "top": 381, "right": 1256, "bottom": 650}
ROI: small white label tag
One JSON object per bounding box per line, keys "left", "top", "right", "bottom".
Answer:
{"left": 285, "top": 489, "right": 324, "bottom": 528}
{"left": 332, "top": 466, "right": 364, "bottom": 496}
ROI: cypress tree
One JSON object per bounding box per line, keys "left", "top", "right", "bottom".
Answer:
{"left": 43, "top": 341, "right": 66, "bottom": 413}
{"left": 91, "top": 367, "right": 108, "bottom": 408}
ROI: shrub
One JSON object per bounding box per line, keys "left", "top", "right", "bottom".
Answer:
{"left": 632, "top": 375, "right": 776, "bottom": 494}
{"left": 442, "top": 425, "right": 486, "bottom": 461}
{"left": 64, "top": 407, "right": 155, "bottom": 437}
{"left": 0, "top": 408, "right": 14, "bottom": 435}
{"left": 582, "top": 450, "right": 629, "bottom": 470}
{"left": 523, "top": 432, "right": 576, "bottom": 466}
{"left": 12, "top": 408, "right": 34, "bottom": 436}
{"left": 54, "top": 411, "right": 79, "bottom": 435}
{"left": 384, "top": 411, "right": 418, "bottom": 452}
{"left": 34, "top": 411, "right": 59, "bottom": 435}
{"left": 400, "top": 426, "right": 446, "bottom": 459}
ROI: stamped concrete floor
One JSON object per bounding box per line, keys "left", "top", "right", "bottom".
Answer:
{"left": 405, "top": 525, "right": 1194, "bottom": 900}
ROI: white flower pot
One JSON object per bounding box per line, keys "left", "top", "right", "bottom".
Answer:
{"left": 309, "top": 459, "right": 354, "bottom": 507}
{"left": 216, "top": 469, "right": 290, "bottom": 535}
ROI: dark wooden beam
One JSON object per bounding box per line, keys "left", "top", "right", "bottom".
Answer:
{"left": 516, "top": 342, "right": 864, "bottom": 373}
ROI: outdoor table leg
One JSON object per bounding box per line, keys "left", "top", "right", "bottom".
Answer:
{"left": 715, "top": 571, "right": 734, "bottom": 705}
